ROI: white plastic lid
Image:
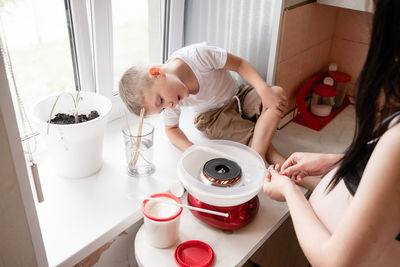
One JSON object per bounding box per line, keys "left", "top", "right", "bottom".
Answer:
{"left": 328, "top": 63, "right": 338, "bottom": 72}
{"left": 177, "top": 140, "right": 265, "bottom": 207}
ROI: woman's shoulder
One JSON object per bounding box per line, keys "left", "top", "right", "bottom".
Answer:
{"left": 374, "top": 123, "right": 400, "bottom": 167}
{"left": 370, "top": 122, "right": 400, "bottom": 184}
{"left": 379, "top": 121, "right": 400, "bottom": 146}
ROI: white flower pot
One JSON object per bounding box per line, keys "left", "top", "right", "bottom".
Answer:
{"left": 31, "top": 91, "right": 112, "bottom": 178}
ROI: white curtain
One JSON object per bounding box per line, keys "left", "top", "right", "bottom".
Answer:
{"left": 183, "top": 0, "right": 281, "bottom": 84}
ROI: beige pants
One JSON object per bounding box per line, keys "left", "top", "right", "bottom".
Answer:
{"left": 194, "top": 85, "right": 263, "bottom": 146}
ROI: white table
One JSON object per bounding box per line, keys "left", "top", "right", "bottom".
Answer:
{"left": 135, "top": 192, "right": 294, "bottom": 267}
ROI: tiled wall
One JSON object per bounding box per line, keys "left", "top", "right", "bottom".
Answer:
{"left": 276, "top": 3, "right": 373, "bottom": 108}
{"left": 330, "top": 8, "right": 372, "bottom": 96}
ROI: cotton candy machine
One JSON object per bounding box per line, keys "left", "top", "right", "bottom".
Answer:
{"left": 177, "top": 140, "right": 265, "bottom": 230}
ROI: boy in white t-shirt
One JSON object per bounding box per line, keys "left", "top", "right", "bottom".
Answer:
{"left": 119, "top": 43, "right": 287, "bottom": 165}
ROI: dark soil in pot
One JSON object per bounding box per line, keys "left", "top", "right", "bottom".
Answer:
{"left": 49, "top": 110, "right": 99, "bottom": 125}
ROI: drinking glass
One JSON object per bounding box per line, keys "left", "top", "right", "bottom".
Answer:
{"left": 122, "top": 122, "right": 155, "bottom": 176}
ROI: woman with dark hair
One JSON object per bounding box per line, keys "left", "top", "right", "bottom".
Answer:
{"left": 263, "top": 0, "right": 400, "bottom": 265}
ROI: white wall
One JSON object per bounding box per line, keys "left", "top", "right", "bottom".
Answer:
{"left": 0, "top": 99, "right": 38, "bottom": 267}
{"left": 0, "top": 44, "right": 47, "bottom": 267}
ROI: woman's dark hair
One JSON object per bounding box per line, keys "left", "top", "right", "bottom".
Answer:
{"left": 327, "top": 0, "right": 400, "bottom": 194}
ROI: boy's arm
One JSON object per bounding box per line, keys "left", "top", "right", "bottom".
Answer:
{"left": 165, "top": 124, "right": 193, "bottom": 151}
{"left": 224, "top": 53, "right": 287, "bottom": 116}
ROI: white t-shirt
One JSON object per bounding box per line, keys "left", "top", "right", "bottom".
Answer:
{"left": 162, "top": 43, "right": 238, "bottom": 126}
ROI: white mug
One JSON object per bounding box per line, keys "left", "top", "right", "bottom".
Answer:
{"left": 142, "top": 193, "right": 183, "bottom": 248}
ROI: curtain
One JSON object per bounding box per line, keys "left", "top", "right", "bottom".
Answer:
{"left": 183, "top": 0, "right": 279, "bottom": 83}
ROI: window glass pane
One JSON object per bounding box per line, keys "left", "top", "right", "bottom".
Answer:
{"left": 0, "top": 0, "right": 75, "bottom": 133}
{"left": 112, "top": 0, "right": 150, "bottom": 92}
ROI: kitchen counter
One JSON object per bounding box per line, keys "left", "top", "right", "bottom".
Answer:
{"left": 35, "top": 105, "right": 355, "bottom": 266}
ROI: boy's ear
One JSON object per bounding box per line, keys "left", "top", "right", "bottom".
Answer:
{"left": 148, "top": 67, "right": 166, "bottom": 78}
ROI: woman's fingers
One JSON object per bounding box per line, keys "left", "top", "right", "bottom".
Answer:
{"left": 275, "top": 163, "right": 281, "bottom": 172}
{"left": 290, "top": 171, "right": 299, "bottom": 182}
{"left": 282, "top": 165, "right": 300, "bottom": 177}
{"left": 265, "top": 169, "right": 272, "bottom": 182}
{"left": 294, "top": 171, "right": 308, "bottom": 183}
{"left": 281, "top": 156, "right": 296, "bottom": 173}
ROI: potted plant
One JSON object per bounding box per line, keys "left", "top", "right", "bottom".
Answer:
{"left": 31, "top": 91, "right": 112, "bottom": 178}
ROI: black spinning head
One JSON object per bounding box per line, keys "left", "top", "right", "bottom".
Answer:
{"left": 202, "top": 158, "right": 241, "bottom": 185}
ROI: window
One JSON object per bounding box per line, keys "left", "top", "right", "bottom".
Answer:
{"left": 88, "top": 0, "right": 164, "bottom": 118}
{"left": 1, "top": 0, "right": 166, "bottom": 135}
{"left": 112, "top": 0, "right": 151, "bottom": 92}
{"left": 0, "top": 0, "right": 76, "bottom": 134}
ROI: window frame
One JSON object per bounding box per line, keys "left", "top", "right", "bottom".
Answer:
{"left": 87, "top": 0, "right": 171, "bottom": 121}
{"left": 69, "top": 0, "right": 96, "bottom": 93}
{"left": 0, "top": 56, "right": 48, "bottom": 267}
{"left": 266, "top": 0, "right": 284, "bottom": 85}
{"left": 89, "top": 0, "right": 113, "bottom": 100}
{"left": 2, "top": 0, "right": 88, "bottom": 141}
{"left": 12, "top": 0, "right": 173, "bottom": 145}
{"left": 168, "top": 0, "right": 185, "bottom": 57}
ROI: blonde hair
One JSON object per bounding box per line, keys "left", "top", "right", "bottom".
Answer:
{"left": 119, "top": 66, "right": 155, "bottom": 116}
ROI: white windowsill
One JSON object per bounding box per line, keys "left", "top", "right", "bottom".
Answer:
{"left": 33, "top": 110, "right": 208, "bottom": 267}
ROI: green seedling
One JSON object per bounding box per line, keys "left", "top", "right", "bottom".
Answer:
{"left": 47, "top": 91, "right": 83, "bottom": 135}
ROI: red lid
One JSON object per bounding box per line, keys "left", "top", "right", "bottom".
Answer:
{"left": 313, "top": 84, "right": 338, "bottom": 97}
{"left": 328, "top": 71, "right": 351, "bottom": 82}
{"left": 142, "top": 193, "right": 183, "bottom": 222}
{"left": 174, "top": 240, "right": 215, "bottom": 267}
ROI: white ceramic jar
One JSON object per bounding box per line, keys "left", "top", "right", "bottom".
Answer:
{"left": 142, "top": 193, "right": 183, "bottom": 248}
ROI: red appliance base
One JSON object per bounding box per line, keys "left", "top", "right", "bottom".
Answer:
{"left": 292, "top": 72, "right": 351, "bottom": 131}
{"left": 187, "top": 193, "right": 259, "bottom": 230}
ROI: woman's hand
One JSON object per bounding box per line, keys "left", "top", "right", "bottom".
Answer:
{"left": 260, "top": 85, "right": 288, "bottom": 117}
{"left": 263, "top": 164, "right": 295, "bottom": 202}
{"left": 280, "top": 152, "right": 342, "bottom": 182}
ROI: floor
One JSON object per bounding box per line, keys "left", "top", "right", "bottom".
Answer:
{"left": 273, "top": 105, "right": 355, "bottom": 157}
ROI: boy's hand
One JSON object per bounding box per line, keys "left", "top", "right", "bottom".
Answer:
{"left": 260, "top": 85, "right": 288, "bottom": 117}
